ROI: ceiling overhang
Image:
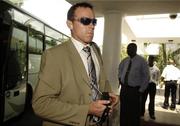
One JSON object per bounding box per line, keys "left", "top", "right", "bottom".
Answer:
{"left": 66, "top": 0, "right": 180, "bottom": 16}
{"left": 66, "top": 0, "right": 180, "bottom": 43}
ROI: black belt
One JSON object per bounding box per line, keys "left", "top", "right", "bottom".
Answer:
{"left": 121, "top": 84, "right": 140, "bottom": 89}
{"left": 165, "top": 80, "right": 177, "bottom": 83}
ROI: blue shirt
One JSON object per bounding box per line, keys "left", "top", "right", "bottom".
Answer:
{"left": 118, "top": 55, "right": 149, "bottom": 92}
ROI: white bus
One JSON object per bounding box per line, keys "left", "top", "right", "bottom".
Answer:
{"left": 0, "top": 0, "right": 69, "bottom": 124}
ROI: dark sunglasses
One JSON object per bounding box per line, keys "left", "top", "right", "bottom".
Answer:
{"left": 74, "top": 17, "right": 97, "bottom": 26}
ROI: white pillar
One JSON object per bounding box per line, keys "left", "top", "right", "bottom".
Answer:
{"left": 102, "top": 11, "right": 123, "bottom": 94}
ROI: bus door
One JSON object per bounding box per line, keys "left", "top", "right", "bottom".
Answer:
{"left": 0, "top": 14, "right": 11, "bottom": 124}
{"left": 28, "top": 28, "right": 43, "bottom": 92}
{"left": 3, "top": 22, "right": 28, "bottom": 122}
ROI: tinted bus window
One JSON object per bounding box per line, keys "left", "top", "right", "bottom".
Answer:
{"left": 45, "top": 26, "right": 63, "bottom": 40}
{"left": 45, "top": 36, "right": 59, "bottom": 49}
{"left": 29, "top": 30, "right": 43, "bottom": 54}
{"left": 13, "top": 9, "right": 44, "bottom": 33}
{"left": 45, "top": 26, "right": 69, "bottom": 49}
{"left": 28, "top": 29, "right": 43, "bottom": 90}
{"left": 4, "top": 25, "right": 27, "bottom": 122}
{"left": 6, "top": 27, "right": 27, "bottom": 90}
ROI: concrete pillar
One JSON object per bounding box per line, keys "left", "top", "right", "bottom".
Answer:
{"left": 102, "top": 11, "right": 123, "bottom": 94}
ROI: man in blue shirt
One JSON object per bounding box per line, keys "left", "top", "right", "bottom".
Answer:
{"left": 118, "top": 43, "right": 149, "bottom": 126}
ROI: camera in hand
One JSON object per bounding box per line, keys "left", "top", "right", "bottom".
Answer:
{"left": 97, "top": 92, "right": 111, "bottom": 126}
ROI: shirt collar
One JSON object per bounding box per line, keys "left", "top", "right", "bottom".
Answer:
{"left": 71, "top": 37, "right": 90, "bottom": 53}
{"left": 128, "top": 54, "right": 136, "bottom": 61}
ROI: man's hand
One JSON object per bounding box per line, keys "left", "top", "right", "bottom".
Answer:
{"left": 159, "top": 81, "right": 164, "bottom": 88}
{"left": 109, "top": 93, "right": 119, "bottom": 109}
{"left": 88, "top": 100, "right": 110, "bottom": 117}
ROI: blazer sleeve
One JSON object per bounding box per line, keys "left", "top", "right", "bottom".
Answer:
{"left": 32, "top": 50, "right": 89, "bottom": 126}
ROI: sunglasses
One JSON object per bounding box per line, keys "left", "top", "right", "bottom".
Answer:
{"left": 74, "top": 17, "right": 97, "bottom": 26}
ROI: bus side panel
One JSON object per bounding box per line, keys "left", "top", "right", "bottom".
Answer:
{"left": 4, "top": 82, "right": 26, "bottom": 121}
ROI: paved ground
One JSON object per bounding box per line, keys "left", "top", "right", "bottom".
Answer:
{"left": 141, "top": 86, "right": 180, "bottom": 126}
{"left": 4, "top": 107, "right": 42, "bottom": 126}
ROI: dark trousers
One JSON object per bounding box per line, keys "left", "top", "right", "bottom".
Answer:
{"left": 120, "top": 85, "right": 141, "bottom": 126}
{"left": 141, "top": 82, "right": 156, "bottom": 116}
{"left": 164, "top": 81, "right": 177, "bottom": 107}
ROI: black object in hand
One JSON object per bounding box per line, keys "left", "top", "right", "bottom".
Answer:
{"left": 101, "top": 92, "right": 110, "bottom": 101}
{"left": 97, "top": 92, "right": 111, "bottom": 126}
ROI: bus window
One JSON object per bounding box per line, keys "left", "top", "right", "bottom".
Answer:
{"left": 29, "top": 30, "right": 43, "bottom": 54}
{"left": 6, "top": 27, "right": 27, "bottom": 90}
{"left": 28, "top": 29, "right": 43, "bottom": 90}
{"left": 13, "top": 9, "right": 44, "bottom": 33}
{"left": 45, "top": 36, "right": 59, "bottom": 49}
{"left": 4, "top": 26, "right": 27, "bottom": 122}
{"left": 45, "top": 26, "right": 69, "bottom": 49}
{"left": 45, "top": 26, "right": 63, "bottom": 40}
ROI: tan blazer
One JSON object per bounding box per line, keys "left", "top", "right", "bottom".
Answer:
{"left": 32, "top": 40, "right": 112, "bottom": 126}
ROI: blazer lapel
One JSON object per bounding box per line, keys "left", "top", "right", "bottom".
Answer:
{"left": 66, "top": 40, "right": 90, "bottom": 85}
{"left": 91, "top": 44, "right": 103, "bottom": 66}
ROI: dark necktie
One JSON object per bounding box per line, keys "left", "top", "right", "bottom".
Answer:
{"left": 124, "top": 59, "right": 132, "bottom": 84}
{"left": 83, "top": 46, "right": 99, "bottom": 101}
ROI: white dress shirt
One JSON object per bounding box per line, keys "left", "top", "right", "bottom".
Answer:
{"left": 71, "top": 37, "right": 100, "bottom": 83}
{"left": 149, "top": 65, "right": 160, "bottom": 84}
{"left": 161, "top": 64, "right": 180, "bottom": 81}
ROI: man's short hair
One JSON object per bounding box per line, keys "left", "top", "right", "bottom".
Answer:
{"left": 67, "top": 2, "right": 93, "bottom": 21}
{"left": 127, "top": 43, "right": 137, "bottom": 51}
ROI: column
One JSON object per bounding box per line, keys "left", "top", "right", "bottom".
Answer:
{"left": 102, "top": 11, "right": 124, "bottom": 94}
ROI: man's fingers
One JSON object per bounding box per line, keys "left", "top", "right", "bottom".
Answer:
{"left": 97, "top": 100, "right": 110, "bottom": 105}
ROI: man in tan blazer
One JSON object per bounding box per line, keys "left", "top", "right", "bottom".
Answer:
{"left": 32, "top": 2, "right": 118, "bottom": 126}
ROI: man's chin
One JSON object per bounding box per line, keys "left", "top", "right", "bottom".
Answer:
{"left": 85, "top": 40, "right": 93, "bottom": 44}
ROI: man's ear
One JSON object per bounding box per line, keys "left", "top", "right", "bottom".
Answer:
{"left": 66, "top": 20, "right": 73, "bottom": 30}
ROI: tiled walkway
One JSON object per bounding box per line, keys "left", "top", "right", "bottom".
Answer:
{"left": 142, "top": 86, "right": 180, "bottom": 126}
{"left": 110, "top": 86, "right": 180, "bottom": 126}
